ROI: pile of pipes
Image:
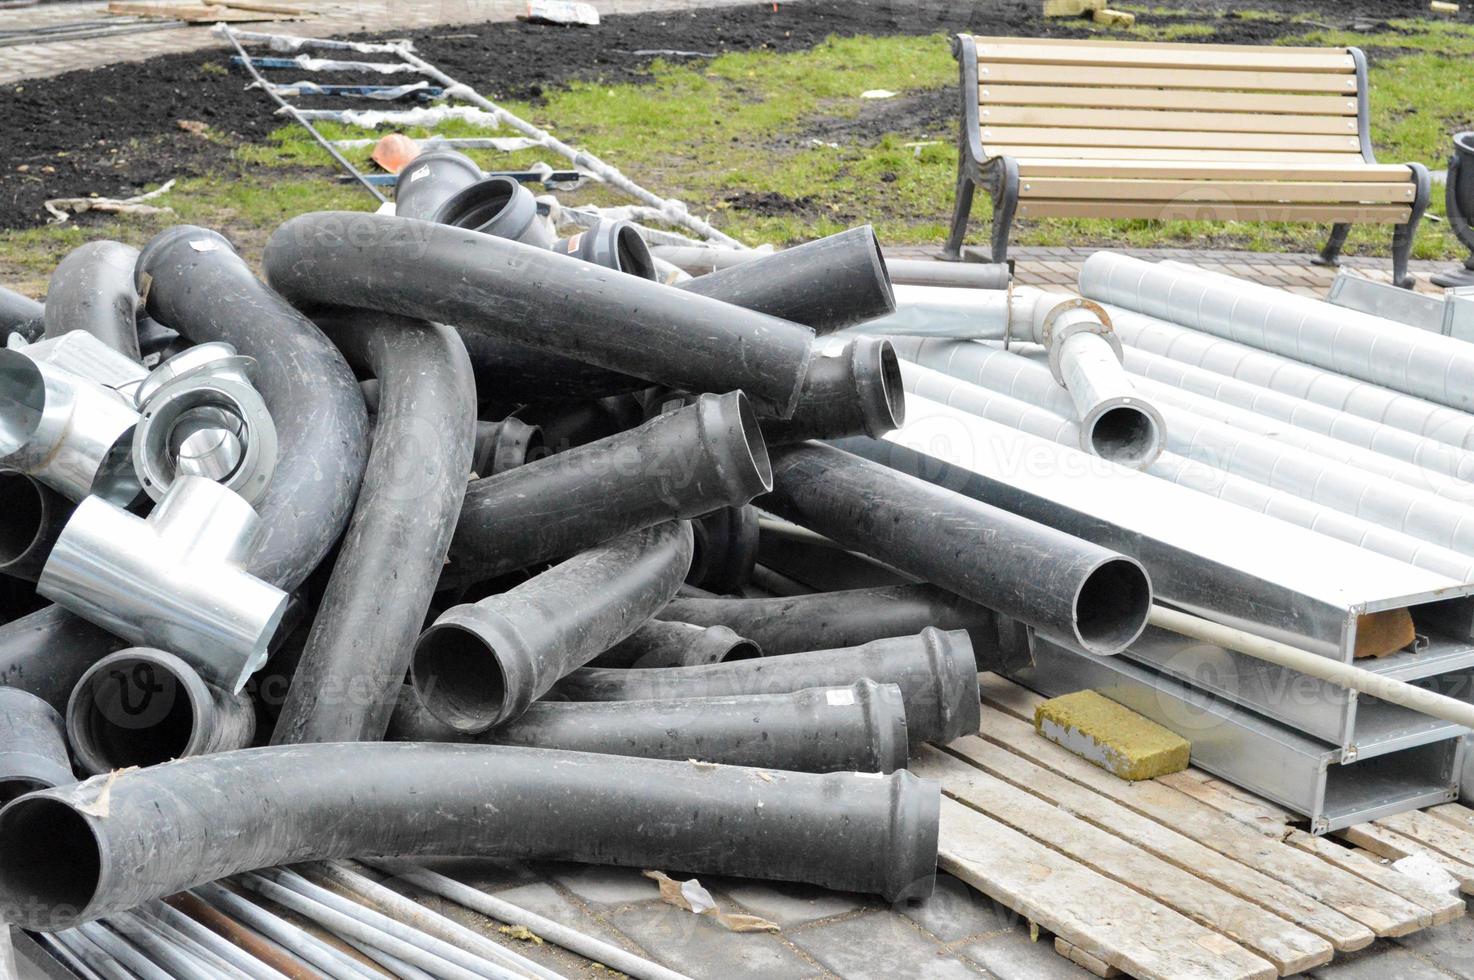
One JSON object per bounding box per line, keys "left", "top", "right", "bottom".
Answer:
{"left": 0, "top": 147, "right": 1161, "bottom": 976}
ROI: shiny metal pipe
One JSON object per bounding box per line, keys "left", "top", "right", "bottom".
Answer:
{"left": 38, "top": 476, "right": 290, "bottom": 693}
{"left": 7, "top": 331, "right": 146, "bottom": 402}
{"left": 0, "top": 351, "right": 140, "bottom": 504}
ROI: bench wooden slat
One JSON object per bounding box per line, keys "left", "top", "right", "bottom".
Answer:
{"left": 977, "top": 64, "right": 1359, "bottom": 94}
{"left": 991, "top": 146, "right": 1366, "bottom": 163}
{"left": 979, "top": 85, "right": 1359, "bottom": 116}
{"left": 974, "top": 41, "right": 1356, "bottom": 73}
{"left": 982, "top": 106, "right": 1358, "bottom": 136}
{"left": 971, "top": 35, "right": 1354, "bottom": 56}
{"left": 981, "top": 126, "right": 1364, "bottom": 153}
{"left": 1019, "top": 178, "right": 1417, "bottom": 204}
{"left": 1014, "top": 200, "right": 1412, "bottom": 223}
{"left": 1013, "top": 159, "right": 1411, "bottom": 181}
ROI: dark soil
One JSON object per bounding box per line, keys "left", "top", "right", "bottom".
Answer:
{"left": 0, "top": 0, "right": 1460, "bottom": 230}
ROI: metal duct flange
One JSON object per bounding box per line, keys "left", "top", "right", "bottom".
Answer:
{"left": 0, "top": 350, "right": 141, "bottom": 505}
{"left": 133, "top": 343, "right": 277, "bottom": 504}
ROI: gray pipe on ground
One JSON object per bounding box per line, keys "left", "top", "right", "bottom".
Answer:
{"left": 0, "top": 285, "right": 43, "bottom": 335}
{"left": 0, "top": 688, "right": 74, "bottom": 803}
{"left": 590, "top": 619, "right": 760, "bottom": 668}
{"left": 43, "top": 241, "right": 142, "bottom": 362}
{"left": 0, "top": 742, "right": 940, "bottom": 928}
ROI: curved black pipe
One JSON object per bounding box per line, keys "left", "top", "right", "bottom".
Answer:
{"left": 0, "top": 471, "right": 74, "bottom": 583}
{"left": 0, "top": 285, "right": 43, "bottom": 336}
{"left": 0, "top": 688, "right": 74, "bottom": 803}
{"left": 447, "top": 391, "right": 770, "bottom": 585}
{"left": 433, "top": 175, "right": 556, "bottom": 248}
{"left": 687, "top": 505, "right": 760, "bottom": 593}
{"left": 590, "top": 619, "right": 760, "bottom": 668}
{"left": 415, "top": 521, "right": 694, "bottom": 732}
{"left": 135, "top": 226, "right": 371, "bottom": 591}
{"left": 261, "top": 212, "right": 816, "bottom": 418}
{"left": 553, "top": 628, "right": 981, "bottom": 748}
{"left": 271, "top": 313, "right": 475, "bottom": 745}
{"left": 391, "top": 679, "right": 908, "bottom": 774}
{"left": 553, "top": 220, "right": 657, "bottom": 280}
{"left": 664, "top": 583, "right": 1005, "bottom": 659}
{"left": 761, "top": 336, "right": 904, "bottom": 443}
{"left": 471, "top": 418, "right": 542, "bottom": 477}
{"left": 0, "top": 742, "right": 940, "bottom": 928}
{"left": 679, "top": 225, "right": 894, "bottom": 335}
{"left": 518, "top": 394, "right": 647, "bottom": 454}
{"left": 0, "top": 606, "right": 127, "bottom": 713}
{"left": 392, "top": 149, "right": 483, "bottom": 221}
{"left": 761, "top": 443, "right": 1152, "bottom": 656}
{"left": 66, "top": 648, "right": 255, "bottom": 775}
{"left": 43, "top": 241, "right": 142, "bottom": 361}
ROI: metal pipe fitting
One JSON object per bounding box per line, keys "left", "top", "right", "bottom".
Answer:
{"left": 135, "top": 225, "right": 371, "bottom": 593}
{"left": 0, "top": 688, "right": 74, "bottom": 803}
{"left": 433, "top": 175, "right": 557, "bottom": 248}
{"left": 679, "top": 226, "right": 895, "bottom": 334}
{"left": 0, "top": 471, "right": 73, "bottom": 582}
{"left": 66, "top": 648, "right": 256, "bottom": 775}
{"left": 591, "top": 618, "right": 760, "bottom": 668}
{"left": 261, "top": 212, "right": 816, "bottom": 418}
{"left": 133, "top": 343, "right": 278, "bottom": 504}
{"left": 43, "top": 241, "right": 143, "bottom": 362}
{"left": 761, "top": 442, "right": 1151, "bottom": 656}
{"left": 7, "top": 331, "right": 146, "bottom": 403}
{"left": 415, "top": 521, "right": 694, "bottom": 732}
{"left": 556, "top": 628, "right": 981, "bottom": 748}
{"left": 653, "top": 244, "right": 1008, "bottom": 290}
{"left": 391, "top": 148, "right": 484, "bottom": 221}
{"left": 553, "top": 219, "right": 657, "bottom": 279}
{"left": 0, "top": 351, "right": 141, "bottom": 504}
{"left": 38, "top": 476, "right": 291, "bottom": 693}
{"left": 271, "top": 313, "right": 475, "bottom": 746}
{"left": 395, "top": 679, "right": 908, "bottom": 774}
{"left": 448, "top": 391, "right": 771, "bottom": 584}
{"left": 761, "top": 336, "right": 905, "bottom": 443}
{"left": 471, "top": 417, "right": 543, "bottom": 476}
{"left": 0, "top": 742, "right": 940, "bottom": 928}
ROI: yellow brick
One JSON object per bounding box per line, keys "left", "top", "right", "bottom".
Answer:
{"left": 1043, "top": 0, "right": 1105, "bottom": 17}
{"left": 1093, "top": 8, "right": 1136, "bottom": 27}
{"left": 1034, "top": 690, "right": 1190, "bottom": 781}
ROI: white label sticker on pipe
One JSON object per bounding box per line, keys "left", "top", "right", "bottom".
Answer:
{"left": 826, "top": 689, "right": 856, "bottom": 706}
{"left": 409, "top": 165, "right": 429, "bottom": 182}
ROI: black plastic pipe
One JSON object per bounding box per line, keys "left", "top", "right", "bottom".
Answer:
{"left": 516, "top": 394, "right": 647, "bottom": 454}
{"left": 687, "top": 505, "right": 760, "bottom": 593}
{"left": 0, "top": 285, "right": 43, "bottom": 335}
{"left": 761, "top": 442, "right": 1152, "bottom": 656}
{"left": 554, "top": 628, "right": 981, "bottom": 748}
{"left": 761, "top": 336, "right": 905, "bottom": 443}
{"left": 0, "top": 471, "right": 74, "bottom": 583}
{"left": 447, "top": 391, "right": 770, "bottom": 584}
{"left": 0, "top": 606, "right": 128, "bottom": 713}
{"left": 66, "top": 648, "right": 255, "bottom": 775}
{"left": 392, "top": 149, "right": 483, "bottom": 221}
{"left": 271, "top": 312, "right": 475, "bottom": 746}
{"left": 678, "top": 226, "right": 895, "bottom": 335}
{"left": 416, "top": 521, "right": 694, "bottom": 732}
{"left": 261, "top": 212, "right": 816, "bottom": 418}
{"left": 393, "top": 679, "right": 908, "bottom": 774}
{"left": 0, "top": 743, "right": 940, "bottom": 928}
{"left": 433, "top": 175, "right": 556, "bottom": 248}
{"left": 472, "top": 418, "right": 542, "bottom": 477}
{"left": 0, "top": 688, "right": 74, "bottom": 803}
{"left": 553, "top": 220, "right": 657, "bottom": 280}
{"left": 42, "top": 241, "right": 142, "bottom": 361}
{"left": 135, "top": 226, "right": 371, "bottom": 591}
{"left": 590, "top": 619, "right": 760, "bottom": 668}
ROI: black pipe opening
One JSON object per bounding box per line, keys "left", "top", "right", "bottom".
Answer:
{"left": 0, "top": 473, "right": 43, "bottom": 568}
{"left": 434, "top": 176, "right": 520, "bottom": 233}
{"left": 413, "top": 623, "right": 506, "bottom": 730}
{"left": 0, "top": 798, "right": 100, "bottom": 917}
{"left": 70, "top": 659, "right": 196, "bottom": 769}
{"left": 614, "top": 225, "right": 657, "bottom": 280}
{"left": 1074, "top": 557, "right": 1152, "bottom": 654}
{"left": 876, "top": 341, "right": 906, "bottom": 431}
{"left": 736, "top": 396, "right": 773, "bottom": 489}
{"left": 0, "top": 780, "right": 47, "bottom": 806}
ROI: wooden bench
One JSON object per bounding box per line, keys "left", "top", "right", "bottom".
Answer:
{"left": 944, "top": 35, "right": 1431, "bottom": 287}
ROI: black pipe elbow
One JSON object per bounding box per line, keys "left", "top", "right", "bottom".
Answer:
{"left": 0, "top": 286, "right": 43, "bottom": 336}
{"left": 0, "top": 743, "right": 940, "bottom": 928}
{"left": 679, "top": 225, "right": 895, "bottom": 335}
{"left": 433, "top": 175, "right": 556, "bottom": 248}
{"left": 43, "top": 241, "right": 142, "bottom": 361}
{"left": 447, "top": 391, "right": 771, "bottom": 584}
{"left": 260, "top": 212, "right": 816, "bottom": 418}
{"left": 392, "top": 679, "right": 907, "bottom": 774}
{"left": 555, "top": 628, "right": 981, "bottom": 749}
{"left": 762, "top": 336, "right": 905, "bottom": 443}
{"left": 0, "top": 606, "right": 128, "bottom": 713}
{"left": 0, "top": 688, "right": 74, "bottom": 804}
{"left": 591, "top": 619, "right": 760, "bottom": 668}
{"left": 0, "top": 472, "right": 74, "bottom": 583}
{"left": 415, "top": 521, "right": 694, "bottom": 732}
{"left": 553, "top": 220, "right": 657, "bottom": 279}
{"left": 135, "top": 226, "right": 371, "bottom": 591}
{"left": 472, "top": 418, "right": 543, "bottom": 476}
{"left": 392, "top": 149, "right": 484, "bottom": 221}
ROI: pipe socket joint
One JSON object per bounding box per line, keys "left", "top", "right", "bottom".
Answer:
{"left": 1033, "top": 296, "right": 1121, "bottom": 384}
{"left": 433, "top": 175, "right": 557, "bottom": 248}
{"left": 552, "top": 220, "right": 657, "bottom": 280}
{"left": 0, "top": 350, "right": 141, "bottom": 504}
{"left": 38, "top": 476, "right": 290, "bottom": 693}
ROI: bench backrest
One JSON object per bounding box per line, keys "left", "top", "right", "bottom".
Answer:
{"left": 955, "top": 35, "right": 1372, "bottom": 165}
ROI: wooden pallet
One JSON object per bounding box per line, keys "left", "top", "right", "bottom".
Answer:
{"left": 919, "top": 674, "right": 1470, "bottom": 979}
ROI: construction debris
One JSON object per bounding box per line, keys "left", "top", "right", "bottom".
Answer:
{"left": 1034, "top": 690, "right": 1190, "bottom": 781}
{"left": 42, "top": 178, "right": 176, "bottom": 224}
{"left": 1092, "top": 7, "right": 1136, "bottom": 27}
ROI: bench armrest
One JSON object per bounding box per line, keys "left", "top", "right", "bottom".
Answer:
{"left": 951, "top": 34, "right": 987, "bottom": 168}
